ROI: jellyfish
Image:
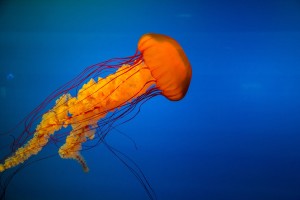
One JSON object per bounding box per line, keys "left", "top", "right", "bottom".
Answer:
{"left": 0, "top": 33, "right": 191, "bottom": 198}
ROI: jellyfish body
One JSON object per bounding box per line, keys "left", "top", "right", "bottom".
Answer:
{"left": 0, "top": 33, "right": 191, "bottom": 173}
{"left": 138, "top": 33, "right": 191, "bottom": 101}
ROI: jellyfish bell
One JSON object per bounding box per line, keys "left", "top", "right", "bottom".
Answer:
{"left": 0, "top": 33, "right": 191, "bottom": 200}
{"left": 138, "top": 33, "right": 192, "bottom": 101}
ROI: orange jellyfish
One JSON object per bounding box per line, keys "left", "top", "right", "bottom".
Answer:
{"left": 0, "top": 33, "right": 192, "bottom": 199}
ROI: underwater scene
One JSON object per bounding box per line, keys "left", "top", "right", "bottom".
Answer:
{"left": 0, "top": 0, "right": 300, "bottom": 200}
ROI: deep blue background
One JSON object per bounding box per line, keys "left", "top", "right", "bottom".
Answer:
{"left": 1, "top": 0, "right": 300, "bottom": 199}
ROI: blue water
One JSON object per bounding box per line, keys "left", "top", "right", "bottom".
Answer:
{"left": 1, "top": 1, "right": 300, "bottom": 200}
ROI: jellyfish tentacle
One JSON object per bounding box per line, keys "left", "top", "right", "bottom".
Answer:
{"left": 0, "top": 94, "right": 70, "bottom": 172}
{"left": 57, "top": 62, "right": 155, "bottom": 171}
{"left": 0, "top": 62, "right": 155, "bottom": 172}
